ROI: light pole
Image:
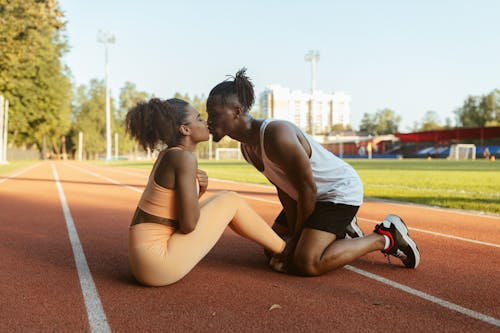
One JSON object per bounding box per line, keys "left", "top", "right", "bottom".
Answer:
{"left": 304, "top": 50, "right": 320, "bottom": 93}
{"left": 304, "top": 50, "right": 320, "bottom": 135}
{"left": 97, "top": 30, "right": 115, "bottom": 161}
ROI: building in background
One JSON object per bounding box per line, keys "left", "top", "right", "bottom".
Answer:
{"left": 259, "top": 85, "right": 352, "bottom": 135}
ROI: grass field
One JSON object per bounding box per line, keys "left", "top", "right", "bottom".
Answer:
{"left": 1, "top": 159, "right": 498, "bottom": 214}
{"left": 194, "top": 159, "right": 500, "bottom": 214}
{"left": 348, "top": 159, "right": 499, "bottom": 214}
{"left": 0, "top": 160, "right": 39, "bottom": 175}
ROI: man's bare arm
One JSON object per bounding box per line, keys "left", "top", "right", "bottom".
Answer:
{"left": 265, "top": 121, "right": 316, "bottom": 243}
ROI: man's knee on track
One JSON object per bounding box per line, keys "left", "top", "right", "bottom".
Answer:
{"left": 292, "top": 253, "right": 322, "bottom": 276}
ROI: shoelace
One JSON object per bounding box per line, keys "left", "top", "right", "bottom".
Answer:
{"left": 384, "top": 253, "right": 393, "bottom": 266}
{"left": 384, "top": 249, "right": 407, "bottom": 266}
{"left": 394, "top": 249, "right": 408, "bottom": 260}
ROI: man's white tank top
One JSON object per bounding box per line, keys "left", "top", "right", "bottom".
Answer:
{"left": 242, "top": 119, "right": 363, "bottom": 206}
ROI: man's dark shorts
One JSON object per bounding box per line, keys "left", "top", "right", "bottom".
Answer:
{"left": 274, "top": 201, "right": 360, "bottom": 239}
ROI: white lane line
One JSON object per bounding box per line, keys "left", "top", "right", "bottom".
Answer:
{"left": 238, "top": 196, "right": 500, "bottom": 249}
{"left": 215, "top": 179, "right": 500, "bottom": 220}
{"left": 0, "top": 162, "right": 41, "bottom": 184}
{"left": 62, "top": 163, "right": 500, "bottom": 328}
{"left": 365, "top": 197, "right": 500, "bottom": 219}
{"left": 102, "top": 168, "right": 148, "bottom": 178}
{"left": 83, "top": 164, "right": 149, "bottom": 179}
{"left": 51, "top": 163, "right": 111, "bottom": 333}
{"left": 64, "top": 164, "right": 500, "bottom": 249}
{"left": 345, "top": 265, "right": 500, "bottom": 328}
{"left": 67, "top": 165, "right": 500, "bottom": 220}
{"left": 358, "top": 217, "right": 500, "bottom": 249}
{"left": 240, "top": 195, "right": 500, "bottom": 248}
{"left": 63, "top": 165, "right": 500, "bottom": 249}
{"left": 67, "top": 163, "right": 142, "bottom": 193}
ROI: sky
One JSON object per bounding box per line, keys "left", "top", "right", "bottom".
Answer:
{"left": 59, "top": 0, "right": 500, "bottom": 131}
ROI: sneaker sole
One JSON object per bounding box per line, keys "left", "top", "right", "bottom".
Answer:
{"left": 385, "top": 214, "right": 420, "bottom": 268}
{"left": 345, "top": 217, "right": 364, "bottom": 239}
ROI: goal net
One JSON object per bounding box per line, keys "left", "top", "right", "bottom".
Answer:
{"left": 448, "top": 144, "right": 476, "bottom": 160}
{"left": 215, "top": 148, "right": 242, "bottom": 160}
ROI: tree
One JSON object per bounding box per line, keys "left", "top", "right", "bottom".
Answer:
{"left": 190, "top": 94, "right": 207, "bottom": 122}
{"left": 480, "top": 89, "right": 500, "bottom": 126}
{"left": 359, "top": 108, "right": 401, "bottom": 135}
{"left": 408, "top": 121, "right": 420, "bottom": 132}
{"left": 456, "top": 96, "right": 483, "bottom": 127}
{"left": 359, "top": 113, "right": 378, "bottom": 135}
{"left": 0, "top": 0, "right": 72, "bottom": 154}
{"left": 455, "top": 90, "right": 499, "bottom": 127}
{"left": 419, "top": 110, "right": 442, "bottom": 131}
{"left": 376, "top": 108, "right": 401, "bottom": 134}
{"left": 71, "top": 79, "right": 116, "bottom": 159}
{"left": 118, "top": 82, "right": 149, "bottom": 122}
{"left": 117, "top": 82, "right": 149, "bottom": 156}
{"left": 443, "top": 117, "right": 454, "bottom": 129}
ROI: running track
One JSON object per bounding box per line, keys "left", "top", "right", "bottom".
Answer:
{"left": 1, "top": 161, "right": 499, "bottom": 332}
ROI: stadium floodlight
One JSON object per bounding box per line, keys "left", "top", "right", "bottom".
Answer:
{"left": 305, "top": 50, "right": 320, "bottom": 135}
{"left": 97, "top": 30, "right": 116, "bottom": 161}
{"left": 304, "top": 50, "right": 320, "bottom": 94}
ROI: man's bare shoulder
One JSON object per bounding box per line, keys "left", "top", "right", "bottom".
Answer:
{"left": 265, "top": 120, "right": 300, "bottom": 141}
{"left": 264, "top": 120, "right": 305, "bottom": 163}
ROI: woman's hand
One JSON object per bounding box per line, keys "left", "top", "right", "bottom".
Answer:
{"left": 196, "top": 169, "right": 208, "bottom": 197}
{"left": 269, "top": 235, "right": 297, "bottom": 273}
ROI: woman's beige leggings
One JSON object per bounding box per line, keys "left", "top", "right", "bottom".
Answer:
{"left": 129, "top": 191, "right": 285, "bottom": 286}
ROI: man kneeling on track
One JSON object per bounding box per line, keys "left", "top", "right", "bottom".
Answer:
{"left": 206, "top": 68, "right": 420, "bottom": 276}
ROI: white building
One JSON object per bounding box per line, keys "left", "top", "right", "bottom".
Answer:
{"left": 259, "top": 85, "right": 352, "bottom": 135}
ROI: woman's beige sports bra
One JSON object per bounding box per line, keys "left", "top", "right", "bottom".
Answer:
{"left": 137, "top": 147, "right": 180, "bottom": 220}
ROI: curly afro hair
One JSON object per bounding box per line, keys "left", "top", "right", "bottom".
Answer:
{"left": 125, "top": 98, "right": 189, "bottom": 151}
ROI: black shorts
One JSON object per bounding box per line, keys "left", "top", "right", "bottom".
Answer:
{"left": 274, "top": 202, "right": 359, "bottom": 239}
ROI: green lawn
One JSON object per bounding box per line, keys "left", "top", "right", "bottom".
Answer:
{"left": 0, "top": 160, "right": 39, "bottom": 175}
{"left": 348, "top": 159, "right": 499, "bottom": 214}
{"left": 4, "top": 158, "right": 498, "bottom": 214}
{"left": 98, "top": 158, "right": 500, "bottom": 214}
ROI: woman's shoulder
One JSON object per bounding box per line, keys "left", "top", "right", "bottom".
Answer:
{"left": 164, "top": 149, "right": 197, "bottom": 170}
{"left": 154, "top": 149, "right": 197, "bottom": 187}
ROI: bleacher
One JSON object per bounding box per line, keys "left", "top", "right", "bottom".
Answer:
{"left": 415, "top": 145, "right": 500, "bottom": 159}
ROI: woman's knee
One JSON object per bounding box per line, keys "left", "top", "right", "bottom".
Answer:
{"left": 220, "top": 191, "right": 249, "bottom": 209}
{"left": 216, "top": 190, "right": 239, "bottom": 201}
{"left": 205, "top": 191, "right": 238, "bottom": 206}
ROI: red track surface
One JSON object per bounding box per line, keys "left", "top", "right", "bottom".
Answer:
{"left": 1, "top": 161, "right": 499, "bottom": 332}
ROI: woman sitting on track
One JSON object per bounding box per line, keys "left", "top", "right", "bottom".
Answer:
{"left": 125, "top": 98, "right": 285, "bottom": 287}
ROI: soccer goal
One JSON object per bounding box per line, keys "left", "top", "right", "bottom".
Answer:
{"left": 448, "top": 144, "right": 476, "bottom": 160}
{"left": 215, "top": 147, "right": 242, "bottom": 160}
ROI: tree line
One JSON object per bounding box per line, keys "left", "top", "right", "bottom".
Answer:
{"left": 359, "top": 89, "right": 500, "bottom": 135}
{"left": 1, "top": 0, "right": 71, "bottom": 156}
{"left": 1, "top": 1, "right": 499, "bottom": 158}
{"left": 0, "top": 0, "right": 238, "bottom": 159}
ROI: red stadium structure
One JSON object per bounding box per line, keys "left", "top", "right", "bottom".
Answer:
{"left": 322, "top": 126, "right": 500, "bottom": 158}
{"left": 394, "top": 126, "right": 500, "bottom": 145}
{"left": 393, "top": 126, "right": 500, "bottom": 158}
